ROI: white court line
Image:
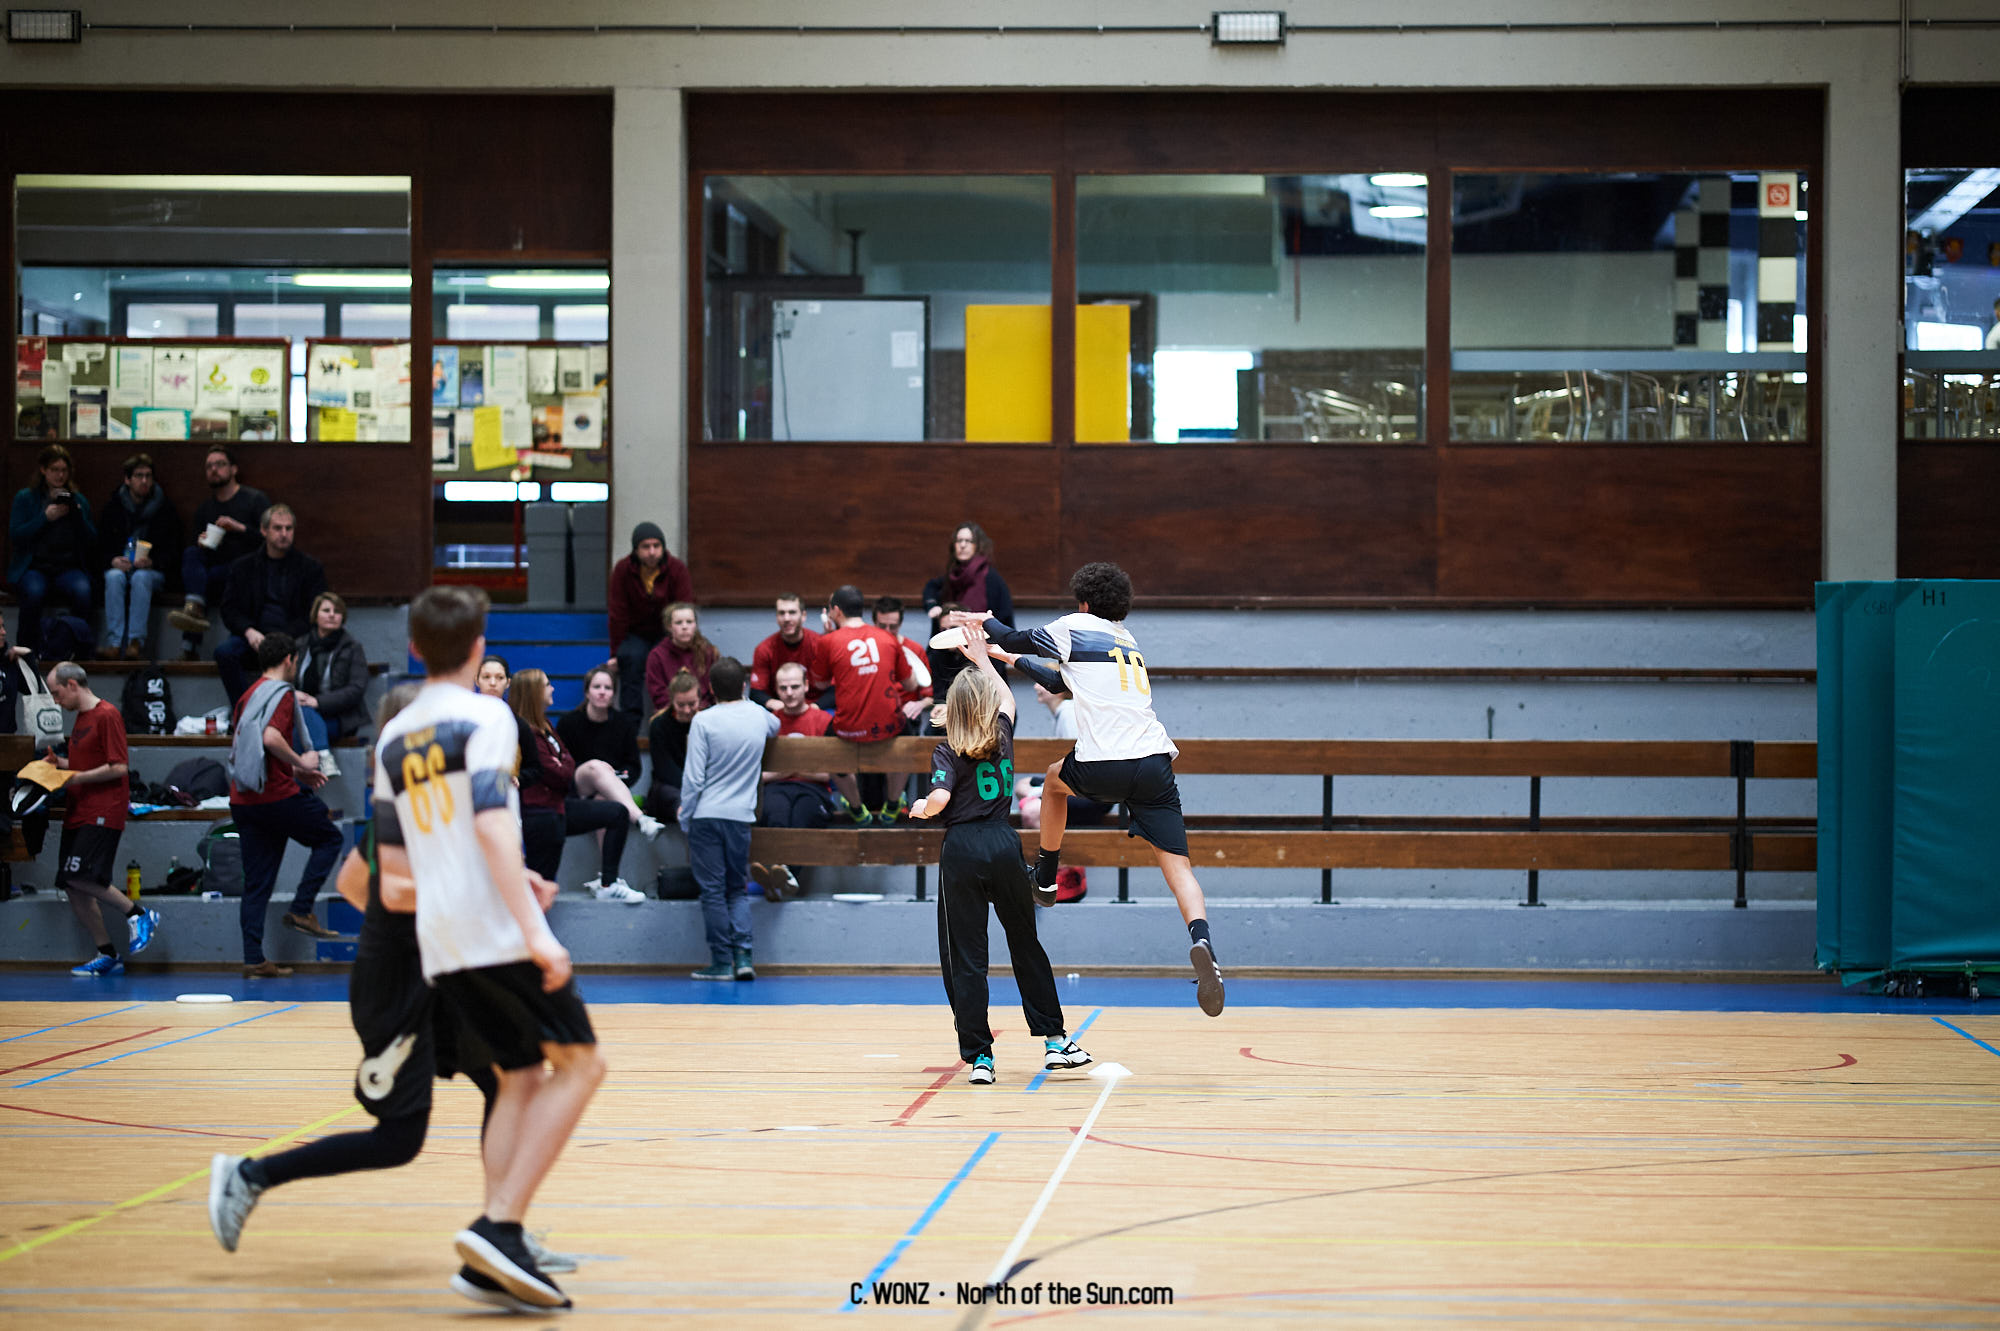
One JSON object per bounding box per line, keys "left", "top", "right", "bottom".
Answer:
{"left": 986, "top": 1062, "right": 1131, "bottom": 1285}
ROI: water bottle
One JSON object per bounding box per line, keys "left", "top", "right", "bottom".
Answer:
{"left": 125, "top": 859, "right": 142, "bottom": 902}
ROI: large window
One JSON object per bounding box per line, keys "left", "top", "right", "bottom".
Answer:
{"left": 1076, "top": 174, "right": 1426, "bottom": 443}
{"left": 14, "top": 174, "right": 411, "bottom": 444}
{"left": 701, "top": 175, "right": 1051, "bottom": 442}
{"left": 1902, "top": 167, "right": 2000, "bottom": 439}
{"left": 1450, "top": 172, "right": 1809, "bottom": 442}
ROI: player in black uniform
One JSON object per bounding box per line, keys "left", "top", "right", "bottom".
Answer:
{"left": 205, "top": 685, "right": 575, "bottom": 1311}
{"left": 911, "top": 627, "right": 1090, "bottom": 1085}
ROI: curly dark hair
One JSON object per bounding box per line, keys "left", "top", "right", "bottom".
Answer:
{"left": 1069, "top": 561, "right": 1132, "bottom": 621}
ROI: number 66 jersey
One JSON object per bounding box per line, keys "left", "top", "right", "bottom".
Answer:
{"left": 373, "top": 683, "right": 527, "bottom": 980}
{"left": 1028, "top": 612, "right": 1177, "bottom": 764}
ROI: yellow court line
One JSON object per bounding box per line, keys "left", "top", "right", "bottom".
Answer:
{"left": 0, "top": 1103, "right": 363, "bottom": 1264}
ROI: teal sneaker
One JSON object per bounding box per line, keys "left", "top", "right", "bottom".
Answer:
{"left": 690, "top": 960, "right": 735, "bottom": 981}
{"left": 967, "top": 1055, "right": 995, "bottom": 1085}
{"left": 1043, "top": 1038, "right": 1092, "bottom": 1070}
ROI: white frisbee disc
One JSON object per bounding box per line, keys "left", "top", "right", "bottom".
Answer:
{"left": 928, "top": 626, "right": 968, "bottom": 651}
{"left": 176, "top": 993, "right": 235, "bottom": 1004}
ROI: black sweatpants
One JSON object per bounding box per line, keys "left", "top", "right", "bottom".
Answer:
{"left": 936, "top": 818, "right": 1065, "bottom": 1063}
{"left": 522, "top": 798, "right": 629, "bottom": 882}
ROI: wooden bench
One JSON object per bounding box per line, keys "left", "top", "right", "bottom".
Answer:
{"left": 748, "top": 736, "right": 1817, "bottom": 906}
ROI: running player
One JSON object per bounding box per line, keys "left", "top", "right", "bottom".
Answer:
{"left": 910, "top": 626, "right": 1089, "bottom": 1085}
{"left": 378, "top": 586, "right": 606, "bottom": 1311}
{"left": 204, "top": 685, "right": 579, "bottom": 1307}
{"left": 949, "top": 561, "right": 1224, "bottom": 1016}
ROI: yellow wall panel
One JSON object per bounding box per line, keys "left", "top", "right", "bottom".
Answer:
{"left": 964, "top": 304, "right": 1051, "bottom": 442}
{"left": 1075, "top": 304, "right": 1131, "bottom": 442}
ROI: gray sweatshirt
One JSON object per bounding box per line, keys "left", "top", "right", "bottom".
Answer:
{"left": 679, "top": 700, "right": 781, "bottom": 827}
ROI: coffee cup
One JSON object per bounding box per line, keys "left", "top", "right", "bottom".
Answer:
{"left": 199, "top": 523, "right": 225, "bottom": 550}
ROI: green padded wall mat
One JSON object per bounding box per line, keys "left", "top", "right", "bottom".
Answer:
{"left": 1891, "top": 580, "right": 2000, "bottom": 974}
{"left": 1814, "top": 582, "right": 1857, "bottom": 970}
{"left": 1833, "top": 582, "right": 1905, "bottom": 980}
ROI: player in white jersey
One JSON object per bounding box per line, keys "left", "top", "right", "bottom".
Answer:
{"left": 377, "top": 586, "right": 606, "bottom": 1311}
{"left": 950, "top": 561, "right": 1223, "bottom": 1016}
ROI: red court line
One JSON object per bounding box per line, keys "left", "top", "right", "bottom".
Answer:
{"left": 0, "top": 1027, "right": 168, "bottom": 1077}
{"left": 0, "top": 1100, "right": 265, "bottom": 1140}
{"left": 892, "top": 1065, "right": 965, "bottom": 1127}
{"left": 1240, "top": 1045, "right": 1860, "bottom": 1076}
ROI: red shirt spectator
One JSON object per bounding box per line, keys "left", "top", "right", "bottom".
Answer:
{"left": 820, "top": 621, "right": 912, "bottom": 743}
{"left": 230, "top": 684, "right": 301, "bottom": 807}
{"left": 65, "top": 698, "right": 129, "bottom": 830}
{"left": 607, "top": 522, "right": 693, "bottom": 657}
{"left": 645, "top": 637, "right": 718, "bottom": 714}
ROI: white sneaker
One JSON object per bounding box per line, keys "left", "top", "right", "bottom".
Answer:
{"left": 593, "top": 879, "right": 645, "bottom": 903}
{"left": 637, "top": 814, "right": 666, "bottom": 840}
{"left": 315, "top": 748, "right": 341, "bottom": 779}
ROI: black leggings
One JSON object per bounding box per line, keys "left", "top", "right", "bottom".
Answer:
{"left": 255, "top": 1065, "right": 499, "bottom": 1188}
{"left": 523, "top": 799, "right": 629, "bottom": 881}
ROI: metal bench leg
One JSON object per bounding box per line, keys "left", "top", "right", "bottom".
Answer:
{"left": 1521, "top": 775, "right": 1543, "bottom": 907}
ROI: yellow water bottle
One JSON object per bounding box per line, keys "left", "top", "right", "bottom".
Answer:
{"left": 126, "top": 859, "right": 142, "bottom": 903}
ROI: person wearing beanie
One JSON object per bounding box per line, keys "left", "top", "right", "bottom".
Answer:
{"left": 607, "top": 522, "right": 693, "bottom": 717}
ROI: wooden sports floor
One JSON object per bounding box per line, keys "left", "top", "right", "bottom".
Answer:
{"left": 3, "top": 983, "right": 1999, "bottom": 1328}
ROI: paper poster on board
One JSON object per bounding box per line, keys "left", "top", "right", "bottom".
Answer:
{"left": 433, "top": 345, "right": 459, "bottom": 406}
{"left": 152, "top": 347, "right": 198, "bottom": 409}
{"left": 133, "top": 407, "right": 190, "bottom": 441}
{"left": 486, "top": 345, "right": 527, "bottom": 405}
{"left": 307, "top": 345, "right": 356, "bottom": 408}
{"left": 432, "top": 410, "right": 457, "bottom": 468}
{"left": 196, "top": 348, "right": 240, "bottom": 411}
{"left": 110, "top": 346, "right": 152, "bottom": 407}
{"left": 375, "top": 343, "right": 412, "bottom": 407}
{"left": 556, "top": 348, "right": 589, "bottom": 393}
{"left": 318, "top": 407, "right": 358, "bottom": 441}
{"left": 470, "top": 405, "right": 515, "bottom": 471}
{"left": 526, "top": 346, "right": 557, "bottom": 396}
{"left": 563, "top": 393, "right": 601, "bottom": 451}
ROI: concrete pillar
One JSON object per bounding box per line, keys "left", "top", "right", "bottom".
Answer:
{"left": 1820, "top": 55, "right": 1902, "bottom": 581}
{"left": 611, "top": 86, "right": 687, "bottom": 562}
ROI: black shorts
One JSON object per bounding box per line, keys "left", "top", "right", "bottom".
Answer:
{"left": 1057, "top": 751, "right": 1189, "bottom": 858}
{"left": 57, "top": 824, "right": 122, "bottom": 890}
{"left": 433, "top": 961, "right": 595, "bottom": 1073}
{"left": 349, "top": 939, "right": 440, "bottom": 1121}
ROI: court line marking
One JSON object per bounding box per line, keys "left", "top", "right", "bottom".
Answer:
{"left": 836, "top": 1131, "right": 1000, "bottom": 1313}
{"left": 0, "top": 1099, "right": 362, "bottom": 1265}
{"left": 1934, "top": 1017, "right": 2000, "bottom": 1060}
{"left": 1024, "top": 1008, "right": 1102, "bottom": 1094}
{"left": 0, "top": 1005, "right": 145, "bottom": 1045}
{"left": 0, "top": 1027, "right": 167, "bottom": 1077}
{"left": 7, "top": 1004, "right": 301, "bottom": 1090}
{"left": 989, "top": 1066, "right": 1128, "bottom": 1285}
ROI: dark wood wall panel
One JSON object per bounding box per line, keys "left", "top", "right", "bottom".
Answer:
{"left": 1433, "top": 90, "right": 1822, "bottom": 169}
{"left": 1060, "top": 447, "right": 1436, "bottom": 599}
{"left": 1900, "top": 443, "right": 2000, "bottom": 579}
{"left": 3, "top": 91, "right": 612, "bottom": 601}
{"left": 1436, "top": 446, "right": 1820, "bottom": 601}
{"left": 687, "top": 445, "right": 1061, "bottom": 604}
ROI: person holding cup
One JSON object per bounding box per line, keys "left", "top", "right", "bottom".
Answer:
{"left": 7, "top": 444, "right": 97, "bottom": 654}
{"left": 167, "top": 445, "right": 270, "bottom": 660}
{"left": 95, "top": 452, "right": 184, "bottom": 661}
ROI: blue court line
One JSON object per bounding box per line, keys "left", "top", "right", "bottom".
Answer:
{"left": 0, "top": 1004, "right": 144, "bottom": 1045}
{"left": 8, "top": 1004, "right": 300, "bottom": 1089}
{"left": 1934, "top": 1017, "right": 2000, "bottom": 1060}
{"left": 1024, "top": 1007, "right": 1102, "bottom": 1093}
{"left": 837, "top": 1131, "right": 999, "bottom": 1313}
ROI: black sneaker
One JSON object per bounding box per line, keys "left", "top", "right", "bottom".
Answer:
{"left": 1032, "top": 848, "right": 1061, "bottom": 906}
{"left": 1190, "top": 938, "right": 1226, "bottom": 1017}
{"left": 454, "top": 1216, "right": 571, "bottom": 1309}
{"left": 450, "top": 1264, "right": 547, "bottom": 1314}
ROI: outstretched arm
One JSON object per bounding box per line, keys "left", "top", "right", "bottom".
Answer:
{"left": 958, "top": 626, "right": 1015, "bottom": 722}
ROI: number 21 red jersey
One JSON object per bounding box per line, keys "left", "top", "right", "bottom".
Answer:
{"left": 817, "top": 623, "right": 912, "bottom": 742}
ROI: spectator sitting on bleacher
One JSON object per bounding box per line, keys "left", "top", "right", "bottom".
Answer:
{"left": 476, "top": 654, "right": 510, "bottom": 700}
{"left": 873, "top": 595, "right": 934, "bottom": 720}
{"left": 644, "top": 669, "right": 701, "bottom": 822}
{"left": 607, "top": 522, "right": 692, "bottom": 717}
{"left": 167, "top": 445, "right": 271, "bottom": 658}
{"left": 749, "top": 661, "right": 834, "bottom": 903}
{"left": 511, "top": 667, "right": 646, "bottom": 903}
{"left": 557, "top": 664, "right": 665, "bottom": 846}
{"left": 820, "top": 584, "right": 912, "bottom": 825}
{"left": 293, "top": 592, "right": 370, "bottom": 774}
{"left": 213, "top": 504, "right": 327, "bottom": 708}
{"left": 94, "top": 452, "right": 182, "bottom": 661}
{"left": 228, "top": 631, "right": 344, "bottom": 976}
{"left": 748, "top": 592, "right": 823, "bottom": 709}
{"left": 8, "top": 444, "right": 96, "bottom": 655}
{"left": 644, "top": 602, "right": 717, "bottom": 715}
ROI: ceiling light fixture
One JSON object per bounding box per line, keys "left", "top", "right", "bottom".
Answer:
{"left": 290, "top": 273, "right": 412, "bottom": 289}
{"left": 1369, "top": 173, "right": 1428, "bottom": 189}
{"left": 7, "top": 9, "right": 81, "bottom": 42}
{"left": 485, "top": 274, "right": 611, "bottom": 292}
{"left": 1212, "top": 11, "right": 1284, "bottom": 45}
{"left": 1368, "top": 204, "right": 1426, "bottom": 219}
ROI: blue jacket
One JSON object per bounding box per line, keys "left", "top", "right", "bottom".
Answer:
{"left": 9, "top": 486, "right": 98, "bottom": 585}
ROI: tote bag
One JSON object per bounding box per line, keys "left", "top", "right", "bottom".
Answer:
{"left": 16, "top": 661, "right": 64, "bottom": 751}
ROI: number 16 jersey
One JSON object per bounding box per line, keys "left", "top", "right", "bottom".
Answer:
{"left": 373, "top": 683, "right": 527, "bottom": 980}
{"left": 1028, "top": 611, "right": 1177, "bottom": 764}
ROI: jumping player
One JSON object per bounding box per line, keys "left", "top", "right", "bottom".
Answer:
{"left": 378, "top": 586, "right": 606, "bottom": 1311}
{"left": 950, "top": 561, "right": 1224, "bottom": 1016}
{"left": 205, "top": 684, "right": 579, "bottom": 1307}
{"left": 911, "top": 625, "right": 1090, "bottom": 1085}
